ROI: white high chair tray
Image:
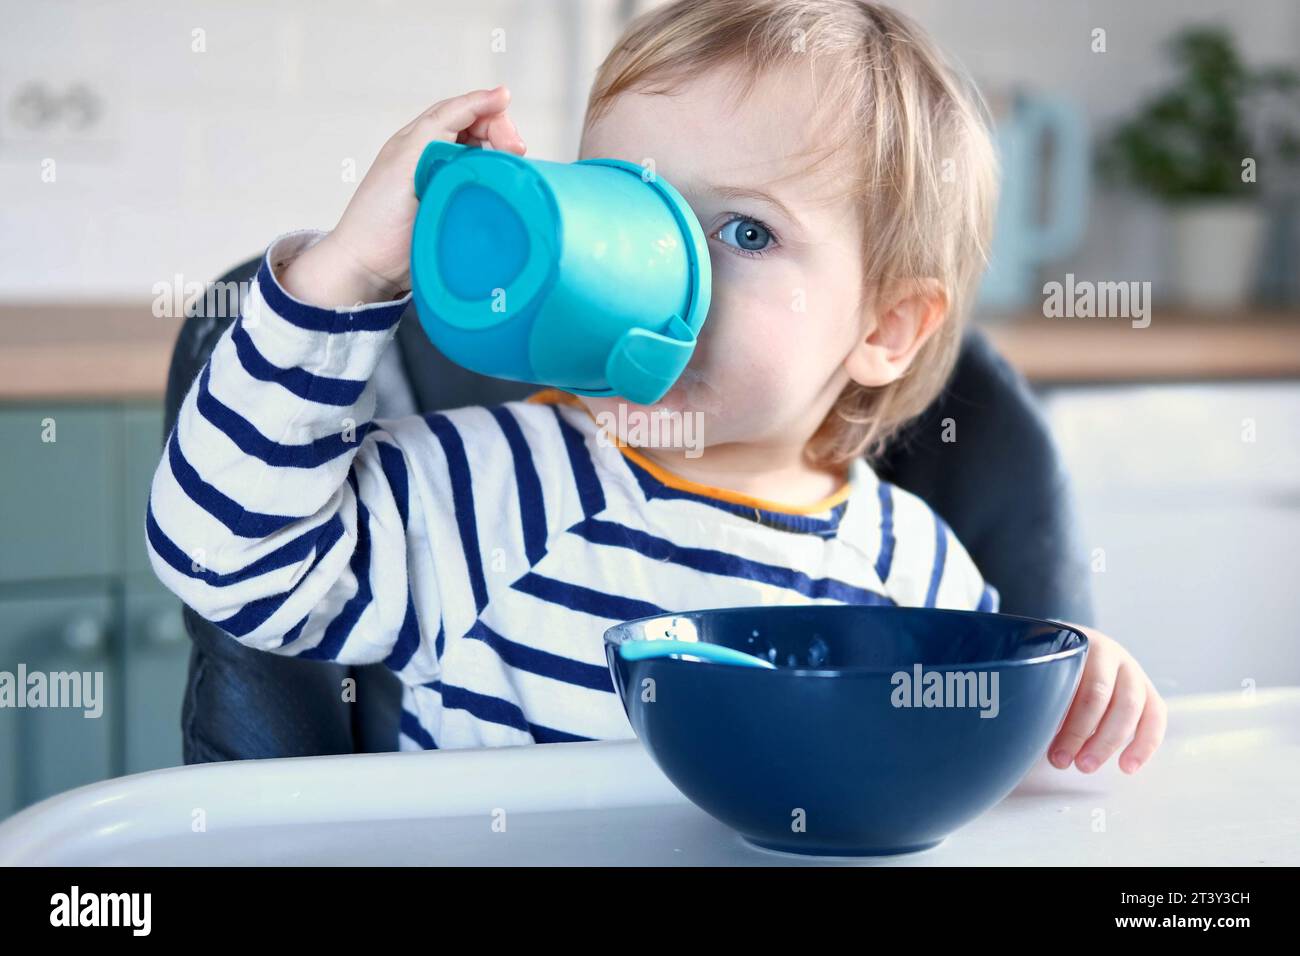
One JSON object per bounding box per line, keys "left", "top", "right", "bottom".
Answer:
{"left": 0, "top": 690, "right": 1295, "bottom": 866}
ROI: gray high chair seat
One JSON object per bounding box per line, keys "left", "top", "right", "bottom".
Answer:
{"left": 163, "top": 253, "right": 1095, "bottom": 762}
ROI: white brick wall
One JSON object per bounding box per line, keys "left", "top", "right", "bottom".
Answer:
{"left": 0, "top": 0, "right": 1296, "bottom": 299}
{"left": 0, "top": 0, "right": 621, "bottom": 298}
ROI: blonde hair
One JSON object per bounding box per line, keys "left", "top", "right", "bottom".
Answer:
{"left": 582, "top": 0, "right": 999, "bottom": 466}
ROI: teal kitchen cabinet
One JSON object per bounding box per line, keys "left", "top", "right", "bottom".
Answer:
{"left": 123, "top": 579, "right": 189, "bottom": 774}
{"left": 122, "top": 406, "right": 190, "bottom": 773}
{"left": 0, "top": 400, "right": 187, "bottom": 821}
{"left": 0, "top": 587, "right": 117, "bottom": 820}
{"left": 123, "top": 405, "right": 165, "bottom": 577}
{"left": 0, "top": 406, "right": 119, "bottom": 583}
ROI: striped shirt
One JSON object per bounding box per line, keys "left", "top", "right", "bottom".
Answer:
{"left": 146, "top": 230, "right": 999, "bottom": 751}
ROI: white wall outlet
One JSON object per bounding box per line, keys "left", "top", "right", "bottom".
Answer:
{"left": 0, "top": 74, "right": 118, "bottom": 159}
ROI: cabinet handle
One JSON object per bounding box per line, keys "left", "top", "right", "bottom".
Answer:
{"left": 144, "top": 609, "right": 186, "bottom": 648}
{"left": 62, "top": 613, "right": 108, "bottom": 654}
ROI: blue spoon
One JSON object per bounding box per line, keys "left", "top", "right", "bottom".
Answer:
{"left": 618, "top": 639, "right": 777, "bottom": 669}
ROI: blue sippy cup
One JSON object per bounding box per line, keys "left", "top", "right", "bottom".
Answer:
{"left": 410, "top": 141, "right": 711, "bottom": 406}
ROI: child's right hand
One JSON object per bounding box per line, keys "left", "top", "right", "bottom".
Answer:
{"left": 281, "top": 85, "right": 527, "bottom": 309}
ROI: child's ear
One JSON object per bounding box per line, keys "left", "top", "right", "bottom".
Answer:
{"left": 844, "top": 279, "right": 948, "bottom": 388}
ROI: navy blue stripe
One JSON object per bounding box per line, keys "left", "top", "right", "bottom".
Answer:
{"left": 197, "top": 364, "right": 373, "bottom": 469}
{"left": 254, "top": 254, "right": 407, "bottom": 333}
{"left": 212, "top": 594, "right": 284, "bottom": 639}
{"left": 467, "top": 620, "right": 613, "bottom": 692}
{"left": 385, "top": 597, "right": 421, "bottom": 671}
{"left": 400, "top": 709, "right": 439, "bottom": 749}
{"left": 489, "top": 406, "right": 548, "bottom": 565}
{"left": 551, "top": 405, "right": 605, "bottom": 517}
{"left": 278, "top": 613, "right": 309, "bottom": 649}
{"left": 301, "top": 473, "right": 374, "bottom": 660}
{"left": 425, "top": 682, "right": 594, "bottom": 742}
{"left": 875, "top": 482, "right": 896, "bottom": 583}
{"left": 571, "top": 517, "right": 895, "bottom": 606}
{"left": 167, "top": 425, "right": 300, "bottom": 537}
{"left": 617, "top": 451, "right": 848, "bottom": 537}
{"left": 431, "top": 681, "right": 529, "bottom": 734}
{"left": 374, "top": 438, "right": 424, "bottom": 672}
{"left": 230, "top": 320, "right": 367, "bottom": 406}
{"left": 375, "top": 441, "right": 409, "bottom": 526}
{"left": 434, "top": 620, "right": 446, "bottom": 659}
{"left": 530, "top": 723, "right": 594, "bottom": 743}
{"left": 209, "top": 510, "right": 351, "bottom": 638}
{"left": 146, "top": 499, "right": 344, "bottom": 586}
{"left": 925, "top": 512, "right": 949, "bottom": 608}
{"left": 977, "top": 582, "right": 999, "bottom": 614}
{"left": 425, "top": 413, "right": 489, "bottom": 613}
{"left": 512, "top": 570, "right": 667, "bottom": 621}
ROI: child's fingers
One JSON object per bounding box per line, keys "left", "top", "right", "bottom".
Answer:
{"left": 397, "top": 86, "right": 511, "bottom": 138}
{"left": 1048, "top": 643, "right": 1119, "bottom": 769}
{"left": 485, "top": 111, "right": 527, "bottom": 154}
{"left": 1118, "top": 682, "right": 1167, "bottom": 773}
{"left": 396, "top": 95, "right": 471, "bottom": 137}
{"left": 1071, "top": 662, "right": 1146, "bottom": 773}
{"left": 459, "top": 110, "right": 496, "bottom": 144}
{"left": 459, "top": 111, "right": 526, "bottom": 154}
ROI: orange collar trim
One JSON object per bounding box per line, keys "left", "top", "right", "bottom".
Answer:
{"left": 526, "top": 388, "right": 855, "bottom": 516}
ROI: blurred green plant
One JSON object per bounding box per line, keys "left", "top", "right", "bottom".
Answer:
{"left": 1101, "top": 26, "right": 1299, "bottom": 201}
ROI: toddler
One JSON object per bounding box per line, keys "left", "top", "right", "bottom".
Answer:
{"left": 147, "top": 0, "right": 1164, "bottom": 772}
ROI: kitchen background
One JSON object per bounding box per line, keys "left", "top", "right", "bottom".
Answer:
{"left": 1, "top": 0, "right": 1298, "bottom": 820}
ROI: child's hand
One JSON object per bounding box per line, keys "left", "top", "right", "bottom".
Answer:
{"left": 282, "top": 85, "right": 526, "bottom": 308}
{"left": 1048, "top": 625, "right": 1167, "bottom": 774}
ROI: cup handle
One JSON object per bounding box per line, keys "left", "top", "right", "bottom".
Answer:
{"left": 414, "top": 141, "right": 472, "bottom": 200}
{"left": 604, "top": 315, "right": 697, "bottom": 406}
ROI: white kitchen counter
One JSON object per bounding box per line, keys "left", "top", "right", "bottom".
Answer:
{"left": 0, "top": 689, "right": 1295, "bottom": 866}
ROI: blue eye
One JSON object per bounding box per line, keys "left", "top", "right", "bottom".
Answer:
{"left": 717, "top": 216, "right": 774, "bottom": 255}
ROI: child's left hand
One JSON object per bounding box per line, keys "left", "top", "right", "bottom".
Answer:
{"left": 1048, "top": 625, "right": 1167, "bottom": 774}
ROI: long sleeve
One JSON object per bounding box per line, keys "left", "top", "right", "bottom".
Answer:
{"left": 145, "top": 231, "right": 436, "bottom": 675}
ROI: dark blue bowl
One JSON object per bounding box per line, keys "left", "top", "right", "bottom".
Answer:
{"left": 605, "top": 605, "right": 1087, "bottom": 856}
